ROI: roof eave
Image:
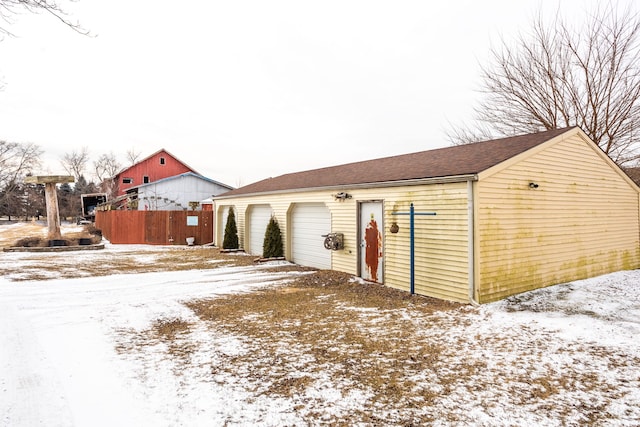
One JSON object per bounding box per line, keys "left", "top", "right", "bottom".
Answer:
{"left": 213, "top": 174, "right": 479, "bottom": 200}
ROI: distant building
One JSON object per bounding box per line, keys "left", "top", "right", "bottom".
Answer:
{"left": 113, "top": 149, "right": 196, "bottom": 197}
{"left": 134, "top": 172, "right": 233, "bottom": 211}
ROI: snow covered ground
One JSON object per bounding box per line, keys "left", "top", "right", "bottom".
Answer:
{"left": 1, "top": 265, "right": 302, "bottom": 427}
{"left": 1, "top": 223, "right": 639, "bottom": 426}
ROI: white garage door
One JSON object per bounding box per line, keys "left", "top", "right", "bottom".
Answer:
{"left": 291, "top": 203, "right": 331, "bottom": 269}
{"left": 248, "top": 205, "right": 273, "bottom": 256}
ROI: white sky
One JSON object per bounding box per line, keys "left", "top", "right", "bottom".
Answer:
{"left": 0, "top": 0, "right": 634, "bottom": 188}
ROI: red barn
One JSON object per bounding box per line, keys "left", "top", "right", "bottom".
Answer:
{"left": 113, "top": 149, "right": 196, "bottom": 197}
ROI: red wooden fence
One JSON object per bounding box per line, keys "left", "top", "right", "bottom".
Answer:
{"left": 95, "top": 210, "right": 214, "bottom": 245}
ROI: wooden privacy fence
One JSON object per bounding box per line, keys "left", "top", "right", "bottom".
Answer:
{"left": 95, "top": 210, "right": 214, "bottom": 245}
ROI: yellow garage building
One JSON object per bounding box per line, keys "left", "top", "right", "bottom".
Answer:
{"left": 214, "top": 127, "right": 640, "bottom": 303}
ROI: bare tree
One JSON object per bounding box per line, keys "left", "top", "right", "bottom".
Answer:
{"left": 0, "top": 140, "right": 42, "bottom": 218}
{"left": 93, "top": 152, "right": 121, "bottom": 181}
{"left": 93, "top": 152, "right": 121, "bottom": 198}
{"left": 126, "top": 148, "right": 142, "bottom": 165}
{"left": 60, "top": 146, "right": 90, "bottom": 181}
{"left": 0, "top": 140, "right": 42, "bottom": 187}
{"left": 448, "top": 3, "right": 640, "bottom": 165}
{"left": 0, "top": 0, "right": 87, "bottom": 37}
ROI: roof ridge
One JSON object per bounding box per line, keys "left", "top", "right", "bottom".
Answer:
{"left": 218, "top": 127, "right": 577, "bottom": 197}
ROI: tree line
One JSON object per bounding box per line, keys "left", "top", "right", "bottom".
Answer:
{"left": 0, "top": 142, "right": 140, "bottom": 221}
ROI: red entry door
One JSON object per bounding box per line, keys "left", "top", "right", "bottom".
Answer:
{"left": 359, "top": 201, "right": 383, "bottom": 283}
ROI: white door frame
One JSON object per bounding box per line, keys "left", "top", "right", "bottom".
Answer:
{"left": 358, "top": 200, "right": 384, "bottom": 283}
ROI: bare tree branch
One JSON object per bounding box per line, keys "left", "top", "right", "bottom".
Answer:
{"left": 0, "top": 140, "right": 42, "bottom": 218}
{"left": 93, "top": 152, "right": 121, "bottom": 199}
{"left": 93, "top": 152, "right": 121, "bottom": 182}
{"left": 0, "top": 140, "right": 42, "bottom": 187}
{"left": 60, "top": 146, "right": 89, "bottom": 181}
{"left": 0, "top": 0, "right": 88, "bottom": 37}
{"left": 126, "top": 149, "right": 142, "bottom": 165}
{"left": 448, "top": 3, "right": 640, "bottom": 166}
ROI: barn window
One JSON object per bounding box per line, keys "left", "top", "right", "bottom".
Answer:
{"left": 143, "top": 176, "right": 150, "bottom": 183}
{"left": 122, "top": 177, "right": 133, "bottom": 184}
{"left": 160, "top": 157, "right": 166, "bottom": 165}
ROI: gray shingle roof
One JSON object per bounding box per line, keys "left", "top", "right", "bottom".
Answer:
{"left": 219, "top": 127, "right": 575, "bottom": 197}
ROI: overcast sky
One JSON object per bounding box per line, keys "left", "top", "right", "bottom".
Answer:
{"left": 0, "top": 0, "right": 633, "bottom": 188}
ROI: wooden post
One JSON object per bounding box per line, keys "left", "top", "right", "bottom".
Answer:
{"left": 24, "top": 175, "right": 75, "bottom": 240}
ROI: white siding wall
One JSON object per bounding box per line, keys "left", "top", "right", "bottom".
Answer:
{"left": 215, "top": 182, "right": 470, "bottom": 302}
{"left": 138, "top": 175, "right": 228, "bottom": 211}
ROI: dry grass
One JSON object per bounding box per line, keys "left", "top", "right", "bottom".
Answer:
{"left": 187, "top": 271, "right": 459, "bottom": 411}
{"left": 0, "top": 221, "right": 48, "bottom": 247}
{"left": 111, "top": 270, "right": 638, "bottom": 425}
{"left": 1, "top": 247, "right": 247, "bottom": 280}
{"left": 0, "top": 222, "right": 102, "bottom": 248}
{"left": 0, "top": 221, "right": 258, "bottom": 280}
{"left": 115, "top": 318, "right": 197, "bottom": 372}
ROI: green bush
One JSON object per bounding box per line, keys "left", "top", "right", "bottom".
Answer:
{"left": 262, "top": 216, "right": 283, "bottom": 258}
{"left": 222, "top": 207, "right": 239, "bottom": 249}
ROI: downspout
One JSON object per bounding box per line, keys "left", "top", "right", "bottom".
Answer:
{"left": 468, "top": 179, "right": 479, "bottom": 306}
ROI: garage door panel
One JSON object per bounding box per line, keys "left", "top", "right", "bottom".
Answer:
{"left": 249, "top": 205, "right": 272, "bottom": 256}
{"left": 291, "top": 203, "right": 331, "bottom": 269}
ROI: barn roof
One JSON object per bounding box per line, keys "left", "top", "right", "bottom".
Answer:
{"left": 128, "top": 172, "right": 234, "bottom": 191}
{"left": 218, "top": 127, "right": 577, "bottom": 198}
{"left": 113, "top": 148, "right": 198, "bottom": 178}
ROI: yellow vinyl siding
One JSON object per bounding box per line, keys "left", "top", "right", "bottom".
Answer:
{"left": 215, "top": 128, "right": 640, "bottom": 304}
{"left": 476, "top": 132, "right": 640, "bottom": 302}
{"left": 383, "top": 184, "right": 469, "bottom": 302}
{"left": 324, "top": 197, "right": 358, "bottom": 274}
{"left": 215, "top": 182, "right": 471, "bottom": 302}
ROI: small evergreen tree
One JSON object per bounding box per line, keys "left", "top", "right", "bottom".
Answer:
{"left": 57, "top": 182, "right": 75, "bottom": 219}
{"left": 262, "top": 216, "right": 283, "bottom": 258}
{"left": 73, "top": 175, "right": 98, "bottom": 195}
{"left": 222, "top": 207, "right": 239, "bottom": 249}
